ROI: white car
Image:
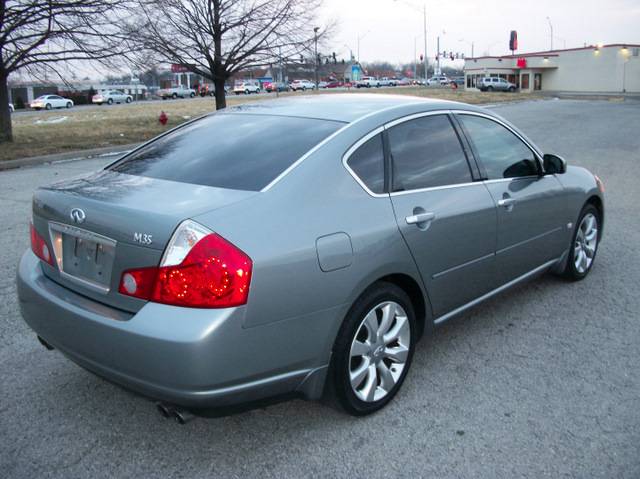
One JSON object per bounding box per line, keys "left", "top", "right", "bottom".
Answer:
{"left": 356, "top": 76, "right": 381, "bottom": 88}
{"left": 29, "top": 95, "right": 74, "bottom": 110}
{"left": 92, "top": 90, "right": 132, "bottom": 105}
{"left": 158, "top": 85, "right": 196, "bottom": 99}
{"left": 426, "top": 76, "right": 449, "bottom": 86}
{"left": 9, "top": 103, "right": 14, "bottom": 113}
{"left": 289, "top": 79, "right": 315, "bottom": 91}
{"left": 379, "top": 77, "right": 398, "bottom": 87}
{"left": 233, "top": 79, "right": 261, "bottom": 95}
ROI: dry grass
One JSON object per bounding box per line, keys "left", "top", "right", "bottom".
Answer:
{"left": 1, "top": 87, "right": 538, "bottom": 162}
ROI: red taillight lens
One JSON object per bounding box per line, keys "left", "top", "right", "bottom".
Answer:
{"left": 153, "top": 234, "right": 252, "bottom": 308}
{"left": 30, "top": 222, "right": 53, "bottom": 266}
{"left": 118, "top": 267, "right": 157, "bottom": 299}
{"left": 119, "top": 229, "right": 252, "bottom": 308}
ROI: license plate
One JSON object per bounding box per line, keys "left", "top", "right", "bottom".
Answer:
{"left": 49, "top": 222, "right": 117, "bottom": 293}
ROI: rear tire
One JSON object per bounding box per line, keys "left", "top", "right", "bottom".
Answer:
{"left": 126, "top": 97, "right": 132, "bottom": 103}
{"left": 107, "top": 98, "right": 113, "bottom": 105}
{"left": 172, "top": 93, "right": 178, "bottom": 99}
{"left": 66, "top": 102, "right": 72, "bottom": 108}
{"left": 45, "top": 104, "right": 52, "bottom": 110}
{"left": 561, "top": 204, "right": 601, "bottom": 281}
{"left": 509, "top": 86, "right": 516, "bottom": 92}
{"left": 328, "top": 282, "right": 416, "bottom": 416}
{"left": 487, "top": 86, "right": 494, "bottom": 91}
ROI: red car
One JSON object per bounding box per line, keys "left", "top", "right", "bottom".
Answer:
{"left": 326, "top": 81, "right": 343, "bottom": 88}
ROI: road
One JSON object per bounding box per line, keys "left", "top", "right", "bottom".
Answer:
{"left": 1, "top": 99, "right": 639, "bottom": 478}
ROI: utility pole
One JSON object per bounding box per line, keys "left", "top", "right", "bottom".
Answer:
{"left": 393, "top": 1, "right": 427, "bottom": 83}
{"left": 423, "top": 3, "right": 428, "bottom": 84}
{"left": 436, "top": 35, "right": 440, "bottom": 74}
{"left": 314, "top": 27, "right": 320, "bottom": 90}
{"left": 414, "top": 36, "right": 418, "bottom": 80}
{"left": 546, "top": 16, "right": 553, "bottom": 50}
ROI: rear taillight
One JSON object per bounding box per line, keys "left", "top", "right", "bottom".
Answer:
{"left": 119, "top": 220, "right": 252, "bottom": 308}
{"left": 30, "top": 222, "right": 53, "bottom": 266}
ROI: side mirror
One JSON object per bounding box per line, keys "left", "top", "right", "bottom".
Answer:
{"left": 543, "top": 154, "right": 567, "bottom": 175}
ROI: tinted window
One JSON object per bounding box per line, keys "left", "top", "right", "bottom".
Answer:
{"left": 347, "top": 133, "right": 385, "bottom": 194}
{"left": 388, "top": 115, "right": 472, "bottom": 191}
{"left": 459, "top": 115, "right": 539, "bottom": 179}
{"left": 109, "top": 114, "right": 342, "bottom": 191}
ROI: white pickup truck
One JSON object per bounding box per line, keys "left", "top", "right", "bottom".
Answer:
{"left": 356, "top": 76, "right": 381, "bottom": 88}
{"left": 158, "top": 85, "right": 196, "bottom": 99}
{"left": 379, "top": 77, "right": 398, "bottom": 87}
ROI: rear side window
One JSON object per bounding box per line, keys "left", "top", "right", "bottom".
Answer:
{"left": 109, "top": 114, "right": 342, "bottom": 191}
{"left": 388, "top": 115, "right": 472, "bottom": 191}
{"left": 347, "top": 133, "right": 385, "bottom": 194}
{"left": 458, "top": 115, "right": 539, "bottom": 179}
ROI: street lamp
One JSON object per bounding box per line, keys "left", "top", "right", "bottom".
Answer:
{"left": 459, "top": 38, "right": 474, "bottom": 59}
{"left": 393, "top": 0, "right": 427, "bottom": 84}
{"left": 314, "top": 27, "right": 320, "bottom": 90}
{"left": 546, "top": 16, "right": 553, "bottom": 51}
{"left": 357, "top": 30, "right": 371, "bottom": 62}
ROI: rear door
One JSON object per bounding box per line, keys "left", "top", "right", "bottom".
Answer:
{"left": 387, "top": 113, "right": 497, "bottom": 318}
{"left": 456, "top": 113, "right": 567, "bottom": 286}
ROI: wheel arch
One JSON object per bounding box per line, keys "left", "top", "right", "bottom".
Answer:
{"left": 586, "top": 194, "right": 604, "bottom": 239}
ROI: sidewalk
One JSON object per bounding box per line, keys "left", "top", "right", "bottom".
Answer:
{"left": 0, "top": 143, "right": 140, "bottom": 171}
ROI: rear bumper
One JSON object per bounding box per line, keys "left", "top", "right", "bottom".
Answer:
{"left": 17, "top": 251, "right": 335, "bottom": 408}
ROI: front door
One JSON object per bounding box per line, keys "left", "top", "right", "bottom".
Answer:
{"left": 456, "top": 113, "right": 567, "bottom": 286}
{"left": 387, "top": 113, "right": 497, "bottom": 318}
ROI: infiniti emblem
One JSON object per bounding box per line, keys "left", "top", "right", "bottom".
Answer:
{"left": 70, "top": 208, "right": 86, "bottom": 224}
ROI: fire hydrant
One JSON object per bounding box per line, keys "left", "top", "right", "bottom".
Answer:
{"left": 159, "top": 111, "right": 168, "bottom": 126}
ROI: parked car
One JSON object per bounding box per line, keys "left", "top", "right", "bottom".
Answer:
{"left": 158, "top": 85, "right": 196, "bottom": 99}
{"left": 264, "top": 81, "right": 288, "bottom": 93}
{"left": 17, "top": 95, "right": 604, "bottom": 418}
{"left": 233, "top": 79, "right": 261, "bottom": 95}
{"left": 318, "top": 81, "right": 329, "bottom": 89}
{"left": 196, "top": 83, "right": 230, "bottom": 96}
{"left": 92, "top": 90, "right": 133, "bottom": 105}
{"left": 426, "top": 76, "right": 449, "bottom": 86}
{"left": 9, "top": 103, "right": 14, "bottom": 113}
{"left": 449, "top": 77, "right": 465, "bottom": 87}
{"left": 289, "top": 79, "right": 316, "bottom": 91}
{"left": 356, "top": 76, "right": 380, "bottom": 88}
{"left": 397, "top": 78, "right": 413, "bottom": 86}
{"left": 379, "top": 77, "right": 397, "bottom": 87}
{"left": 478, "top": 77, "right": 517, "bottom": 92}
{"left": 29, "top": 95, "right": 74, "bottom": 110}
{"left": 325, "top": 80, "right": 343, "bottom": 88}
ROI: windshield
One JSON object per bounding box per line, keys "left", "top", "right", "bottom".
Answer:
{"left": 108, "top": 113, "right": 343, "bottom": 191}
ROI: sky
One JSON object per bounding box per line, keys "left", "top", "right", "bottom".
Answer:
{"left": 320, "top": 0, "right": 640, "bottom": 65}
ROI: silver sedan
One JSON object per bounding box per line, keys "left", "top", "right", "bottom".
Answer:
{"left": 17, "top": 94, "right": 604, "bottom": 418}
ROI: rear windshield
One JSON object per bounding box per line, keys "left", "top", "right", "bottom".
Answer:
{"left": 108, "top": 113, "right": 343, "bottom": 191}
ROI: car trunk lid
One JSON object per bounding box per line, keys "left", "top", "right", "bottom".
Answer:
{"left": 32, "top": 170, "right": 256, "bottom": 313}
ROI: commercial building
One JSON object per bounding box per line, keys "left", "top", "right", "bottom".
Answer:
{"left": 464, "top": 44, "right": 640, "bottom": 93}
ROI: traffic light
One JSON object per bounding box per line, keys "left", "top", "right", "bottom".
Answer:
{"left": 419, "top": 54, "right": 423, "bottom": 61}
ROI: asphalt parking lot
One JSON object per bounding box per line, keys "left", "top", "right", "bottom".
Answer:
{"left": 1, "top": 98, "right": 639, "bottom": 478}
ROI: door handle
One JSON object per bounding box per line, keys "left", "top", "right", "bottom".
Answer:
{"left": 498, "top": 198, "right": 516, "bottom": 208}
{"left": 406, "top": 212, "right": 435, "bottom": 225}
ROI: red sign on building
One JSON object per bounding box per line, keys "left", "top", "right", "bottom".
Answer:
{"left": 516, "top": 58, "right": 527, "bottom": 69}
{"left": 171, "top": 64, "right": 189, "bottom": 73}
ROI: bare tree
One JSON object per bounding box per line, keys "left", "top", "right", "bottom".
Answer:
{"left": 126, "top": 0, "right": 331, "bottom": 110}
{"left": 0, "top": 0, "right": 131, "bottom": 143}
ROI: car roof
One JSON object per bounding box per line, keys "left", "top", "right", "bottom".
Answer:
{"left": 222, "top": 93, "right": 487, "bottom": 123}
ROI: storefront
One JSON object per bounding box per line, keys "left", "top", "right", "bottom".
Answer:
{"left": 464, "top": 44, "right": 640, "bottom": 93}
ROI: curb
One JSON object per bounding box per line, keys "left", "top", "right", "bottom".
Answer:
{"left": 0, "top": 143, "right": 140, "bottom": 172}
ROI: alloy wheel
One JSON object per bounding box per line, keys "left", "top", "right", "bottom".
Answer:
{"left": 574, "top": 212, "right": 598, "bottom": 274}
{"left": 349, "top": 301, "right": 411, "bottom": 403}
